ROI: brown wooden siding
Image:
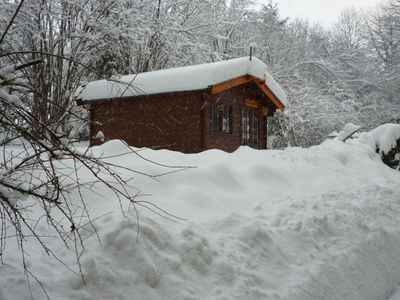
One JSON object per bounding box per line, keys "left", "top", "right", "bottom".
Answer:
{"left": 89, "top": 82, "right": 276, "bottom": 153}
{"left": 90, "top": 92, "right": 203, "bottom": 153}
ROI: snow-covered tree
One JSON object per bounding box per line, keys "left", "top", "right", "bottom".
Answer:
{"left": 1, "top": 3, "right": 180, "bottom": 288}
{"left": 364, "top": 0, "right": 400, "bottom": 123}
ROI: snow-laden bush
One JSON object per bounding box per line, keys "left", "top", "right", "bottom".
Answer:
{"left": 368, "top": 124, "right": 400, "bottom": 170}
{"left": 338, "top": 123, "right": 400, "bottom": 170}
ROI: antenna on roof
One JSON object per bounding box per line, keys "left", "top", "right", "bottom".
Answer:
{"left": 249, "top": 42, "right": 257, "bottom": 61}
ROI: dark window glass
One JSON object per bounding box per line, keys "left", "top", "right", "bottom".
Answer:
{"left": 242, "top": 109, "right": 260, "bottom": 148}
{"left": 212, "top": 104, "right": 232, "bottom": 134}
{"left": 242, "top": 110, "right": 250, "bottom": 144}
{"left": 252, "top": 112, "right": 259, "bottom": 149}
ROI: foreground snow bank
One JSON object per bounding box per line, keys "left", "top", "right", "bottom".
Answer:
{"left": 1, "top": 138, "right": 400, "bottom": 300}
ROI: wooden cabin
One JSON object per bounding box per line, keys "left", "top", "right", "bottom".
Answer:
{"left": 76, "top": 57, "right": 287, "bottom": 153}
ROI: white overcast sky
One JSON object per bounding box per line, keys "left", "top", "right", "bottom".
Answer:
{"left": 257, "top": 0, "right": 383, "bottom": 28}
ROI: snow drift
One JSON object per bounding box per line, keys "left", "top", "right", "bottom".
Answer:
{"left": 1, "top": 130, "right": 400, "bottom": 300}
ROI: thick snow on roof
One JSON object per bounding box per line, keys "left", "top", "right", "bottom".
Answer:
{"left": 79, "top": 57, "right": 287, "bottom": 106}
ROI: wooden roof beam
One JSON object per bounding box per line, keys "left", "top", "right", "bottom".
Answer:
{"left": 254, "top": 81, "right": 285, "bottom": 111}
{"left": 211, "top": 75, "right": 253, "bottom": 94}
{"left": 210, "top": 75, "right": 285, "bottom": 111}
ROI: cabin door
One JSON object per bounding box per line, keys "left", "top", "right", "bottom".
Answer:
{"left": 241, "top": 108, "right": 260, "bottom": 149}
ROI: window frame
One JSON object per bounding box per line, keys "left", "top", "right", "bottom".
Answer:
{"left": 212, "top": 103, "right": 233, "bottom": 134}
{"left": 251, "top": 111, "right": 259, "bottom": 149}
{"left": 241, "top": 108, "right": 260, "bottom": 149}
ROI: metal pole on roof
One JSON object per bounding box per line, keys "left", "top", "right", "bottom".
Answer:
{"left": 249, "top": 43, "right": 256, "bottom": 61}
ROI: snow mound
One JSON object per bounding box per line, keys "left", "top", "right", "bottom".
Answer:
{"left": 1, "top": 138, "right": 400, "bottom": 300}
{"left": 78, "top": 57, "right": 287, "bottom": 107}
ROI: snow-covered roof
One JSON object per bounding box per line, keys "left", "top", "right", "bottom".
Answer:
{"left": 78, "top": 57, "right": 287, "bottom": 107}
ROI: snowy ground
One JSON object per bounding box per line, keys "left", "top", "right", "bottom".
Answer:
{"left": 1, "top": 137, "right": 400, "bottom": 300}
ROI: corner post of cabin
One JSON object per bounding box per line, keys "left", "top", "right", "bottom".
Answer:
{"left": 200, "top": 91, "right": 209, "bottom": 151}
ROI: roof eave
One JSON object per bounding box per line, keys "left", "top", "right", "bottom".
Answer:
{"left": 78, "top": 88, "right": 208, "bottom": 105}
{"left": 254, "top": 81, "right": 286, "bottom": 111}
{"left": 210, "top": 74, "right": 286, "bottom": 111}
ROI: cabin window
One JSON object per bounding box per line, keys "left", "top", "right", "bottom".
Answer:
{"left": 212, "top": 103, "right": 232, "bottom": 134}
{"left": 252, "top": 113, "right": 259, "bottom": 148}
{"left": 242, "top": 109, "right": 260, "bottom": 148}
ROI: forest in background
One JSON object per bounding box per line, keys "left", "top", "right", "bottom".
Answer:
{"left": 1, "top": 0, "right": 399, "bottom": 147}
